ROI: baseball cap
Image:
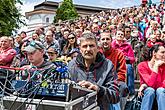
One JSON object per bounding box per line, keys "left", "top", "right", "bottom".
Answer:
{"left": 23, "top": 41, "right": 45, "bottom": 53}
{"left": 47, "top": 46, "right": 59, "bottom": 54}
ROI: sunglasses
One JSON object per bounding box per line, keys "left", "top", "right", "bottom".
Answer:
{"left": 68, "top": 37, "right": 75, "bottom": 40}
{"left": 126, "top": 31, "right": 131, "bottom": 33}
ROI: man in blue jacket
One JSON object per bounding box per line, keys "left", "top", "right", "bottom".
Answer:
{"left": 68, "top": 33, "right": 119, "bottom": 110}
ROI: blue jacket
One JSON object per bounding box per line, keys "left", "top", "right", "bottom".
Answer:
{"left": 68, "top": 52, "right": 119, "bottom": 110}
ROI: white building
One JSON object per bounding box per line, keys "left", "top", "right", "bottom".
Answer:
{"left": 25, "top": 1, "right": 110, "bottom": 30}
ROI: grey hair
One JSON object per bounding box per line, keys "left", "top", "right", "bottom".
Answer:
{"left": 79, "top": 33, "right": 98, "bottom": 46}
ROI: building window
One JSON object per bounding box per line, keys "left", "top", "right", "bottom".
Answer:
{"left": 46, "top": 17, "right": 49, "bottom": 23}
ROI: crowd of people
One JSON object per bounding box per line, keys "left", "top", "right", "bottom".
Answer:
{"left": 0, "top": 2, "right": 165, "bottom": 110}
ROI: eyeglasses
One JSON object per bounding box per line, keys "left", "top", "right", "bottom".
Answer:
{"left": 68, "top": 37, "right": 75, "bottom": 40}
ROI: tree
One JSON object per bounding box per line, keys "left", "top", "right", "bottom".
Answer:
{"left": 54, "top": 0, "right": 78, "bottom": 23}
{"left": 0, "top": 0, "right": 23, "bottom": 36}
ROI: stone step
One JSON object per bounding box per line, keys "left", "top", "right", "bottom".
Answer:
{"left": 134, "top": 79, "right": 140, "bottom": 89}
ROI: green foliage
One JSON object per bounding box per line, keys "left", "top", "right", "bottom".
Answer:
{"left": 54, "top": 0, "right": 78, "bottom": 23}
{"left": 0, "top": 0, "right": 23, "bottom": 36}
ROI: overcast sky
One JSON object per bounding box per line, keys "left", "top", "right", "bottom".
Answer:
{"left": 20, "top": 0, "right": 161, "bottom": 15}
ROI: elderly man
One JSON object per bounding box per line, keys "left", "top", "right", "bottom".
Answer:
{"left": 19, "top": 40, "right": 56, "bottom": 81}
{"left": 0, "top": 36, "right": 16, "bottom": 67}
{"left": 68, "top": 33, "right": 119, "bottom": 110}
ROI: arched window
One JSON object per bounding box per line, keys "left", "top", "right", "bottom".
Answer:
{"left": 46, "top": 17, "right": 49, "bottom": 23}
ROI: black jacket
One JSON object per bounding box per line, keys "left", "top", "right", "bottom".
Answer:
{"left": 68, "top": 52, "right": 119, "bottom": 110}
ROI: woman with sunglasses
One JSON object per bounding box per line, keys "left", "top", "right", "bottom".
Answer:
{"left": 138, "top": 44, "right": 165, "bottom": 110}
{"left": 62, "top": 33, "right": 78, "bottom": 55}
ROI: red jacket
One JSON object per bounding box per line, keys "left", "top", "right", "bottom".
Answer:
{"left": 111, "top": 40, "right": 135, "bottom": 64}
{"left": 100, "top": 47, "right": 126, "bottom": 82}
{"left": 0, "top": 47, "right": 16, "bottom": 67}
{"left": 138, "top": 61, "right": 165, "bottom": 89}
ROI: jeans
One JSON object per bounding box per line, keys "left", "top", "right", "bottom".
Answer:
{"left": 141, "top": 87, "right": 155, "bottom": 110}
{"left": 126, "top": 64, "right": 135, "bottom": 95}
{"left": 109, "top": 102, "right": 121, "bottom": 110}
{"left": 156, "top": 88, "right": 165, "bottom": 110}
{"left": 141, "top": 87, "right": 165, "bottom": 110}
{"left": 109, "top": 82, "right": 128, "bottom": 110}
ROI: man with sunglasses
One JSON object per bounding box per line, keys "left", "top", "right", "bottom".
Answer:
{"left": 19, "top": 40, "right": 56, "bottom": 81}
{"left": 68, "top": 33, "right": 119, "bottom": 110}
{"left": 100, "top": 32, "right": 128, "bottom": 110}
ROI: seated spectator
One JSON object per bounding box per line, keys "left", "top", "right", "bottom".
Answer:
{"left": 18, "top": 40, "right": 56, "bottom": 81}
{"left": 31, "top": 33, "right": 40, "bottom": 41}
{"left": 161, "top": 28, "right": 165, "bottom": 44}
{"left": 44, "top": 30, "right": 60, "bottom": 52}
{"left": 100, "top": 32, "right": 128, "bottom": 110}
{"left": 14, "top": 34, "right": 22, "bottom": 54}
{"left": 138, "top": 44, "right": 165, "bottom": 110}
{"left": 47, "top": 46, "right": 59, "bottom": 62}
{"left": 62, "top": 33, "right": 78, "bottom": 55}
{"left": 67, "top": 48, "right": 79, "bottom": 59}
{"left": 47, "top": 45, "right": 67, "bottom": 68}
{"left": 112, "top": 30, "right": 135, "bottom": 95}
{"left": 68, "top": 33, "right": 119, "bottom": 110}
{"left": 10, "top": 42, "right": 29, "bottom": 67}
{"left": 146, "top": 20, "right": 160, "bottom": 39}
{"left": 147, "top": 34, "right": 158, "bottom": 48}
{"left": 147, "top": 34, "right": 164, "bottom": 48}
{"left": 0, "top": 36, "right": 16, "bottom": 67}
{"left": 155, "top": 30, "right": 164, "bottom": 45}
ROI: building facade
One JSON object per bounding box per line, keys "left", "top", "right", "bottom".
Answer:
{"left": 25, "top": 1, "right": 110, "bottom": 29}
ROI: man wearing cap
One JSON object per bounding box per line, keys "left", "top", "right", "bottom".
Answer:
{"left": 47, "top": 46, "right": 59, "bottom": 62}
{"left": 67, "top": 48, "right": 79, "bottom": 59}
{"left": 19, "top": 40, "right": 56, "bottom": 81}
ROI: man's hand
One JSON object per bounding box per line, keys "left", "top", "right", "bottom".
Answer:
{"left": 78, "top": 80, "right": 99, "bottom": 92}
